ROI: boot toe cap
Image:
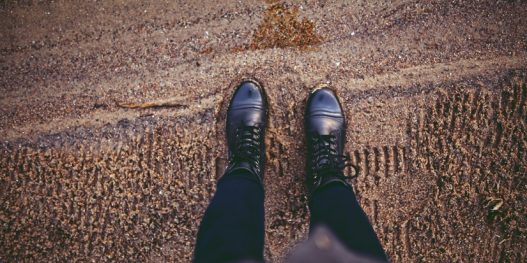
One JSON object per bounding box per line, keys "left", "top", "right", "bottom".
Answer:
{"left": 305, "top": 87, "right": 345, "bottom": 135}
{"left": 230, "top": 80, "right": 265, "bottom": 108}
{"left": 307, "top": 88, "right": 343, "bottom": 115}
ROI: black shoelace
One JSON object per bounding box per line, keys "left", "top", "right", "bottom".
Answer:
{"left": 230, "top": 126, "right": 263, "bottom": 173}
{"left": 310, "top": 134, "right": 358, "bottom": 183}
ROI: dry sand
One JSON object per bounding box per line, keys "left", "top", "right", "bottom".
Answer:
{"left": 1, "top": 0, "right": 526, "bottom": 261}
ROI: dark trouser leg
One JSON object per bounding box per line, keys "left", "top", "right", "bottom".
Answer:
{"left": 309, "top": 182, "right": 388, "bottom": 261}
{"left": 193, "top": 170, "right": 265, "bottom": 263}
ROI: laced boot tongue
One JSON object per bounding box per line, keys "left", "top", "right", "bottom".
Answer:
{"left": 312, "top": 134, "right": 340, "bottom": 172}
{"left": 316, "top": 158, "right": 346, "bottom": 185}
{"left": 311, "top": 134, "right": 353, "bottom": 192}
{"left": 227, "top": 126, "right": 262, "bottom": 180}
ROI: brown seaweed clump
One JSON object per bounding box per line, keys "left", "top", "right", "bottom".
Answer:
{"left": 249, "top": 2, "right": 323, "bottom": 50}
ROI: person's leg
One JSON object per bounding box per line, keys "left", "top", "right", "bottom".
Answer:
{"left": 193, "top": 80, "right": 268, "bottom": 263}
{"left": 304, "top": 87, "right": 387, "bottom": 261}
{"left": 194, "top": 170, "right": 264, "bottom": 263}
{"left": 309, "top": 182, "right": 387, "bottom": 260}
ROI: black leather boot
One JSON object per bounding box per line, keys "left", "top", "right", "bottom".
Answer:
{"left": 224, "top": 80, "right": 268, "bottom": 183}
{"left": 305, "top": 87, "right": 352, "bottom": 195}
